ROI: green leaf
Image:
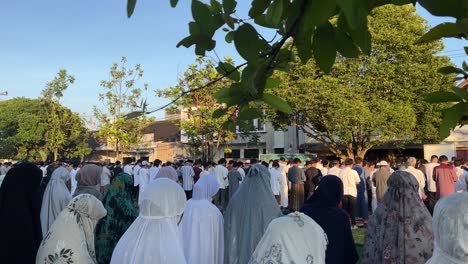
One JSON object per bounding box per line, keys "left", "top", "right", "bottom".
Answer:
{"left": 424, "top": 91, "right": 463, "bottom": 103}
{"left": 127, "top": 0, "right": 137, "bottom": 18}
{"left": 216, "top": 62, "right": 240, "bottom": 81}
{"left": 456, "top": 18, "right": 468, "bottom": 35}
{"left": 225, "top": 31, "right": 234, "bottom": 43}
{"left": 263, "top": 93, "right": 292, "bottom": 114}
{"left": 238, "top": 107, "right": 261, "bottom": 120}
{"left": 338, "top": 13, "right": 371, "bottom": 55}
{"left": 335, "top": 29, "right": 360, "bottom": 58}
{"left": 265, "top": 0, "right": 284, "bottom": 28}
{"left": 176, "top": 36, "right": 195, "bottom": 48}
{"left": 192, "top": 1, "right": 214, "bottom": 32}
{"left": 124, "top": 111, "right": 143, "bottom": 119}
{"left": 212, "top": 108, "right": 227, "bottom": 118}
{"left": 307, "top": 0, "right": 337, "bottom": 26}
{"left": 463, "top": 61, "right": 468, "bottom": 72}
{"left": 312, "top": 21, "right": 337, "bottom": 73}
{"left": 437, "top": 66, "right": 466, "bottom": 75}
{"left": 214, "top": 87, "right": 230, "bottom": 102}
{"left": 451, "top": 86, "right": 468, "bottom": 99}
{"left": 249, "top": 0, "right": 270, "bottom": 18}
{"left": 170, "top": 0, "right": 179, "bottom": 8}
{"left": 254, "top": 15, "right": 278, "bottom": 29}
{"left": 234, "top": 23, "right": 267, "bottom": 63}
{"left": 210, "top": 0, "right": 223, "bottom": 13}
{"left": 223, "top": 0, "right": 237, "bottom": 14}
{"left": 465, "top": 46, "right": 468, "bottom": 55}
{"left": 224, "top": 14, "right": 236, "bottom": 29}
{"left": 418, "top": 0, "right": 468, "bottom": 19}
{"left": 265, "top": 78, "right": 281, "bottom": 88}
{"left": 439, "top": 103, "right": 466, "bottom": 139}
{"left": 416, "top": 23, "right": 460, "bottom": 44}
{"left": 336, "top": 0, "right": 367, "bottom": 30}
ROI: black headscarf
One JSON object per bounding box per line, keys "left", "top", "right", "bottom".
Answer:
{"left": 0, "top": 162, "right": 43, "bottom": 264}
{"left": 300, "top": 175, "right": 359, "bottom": 264}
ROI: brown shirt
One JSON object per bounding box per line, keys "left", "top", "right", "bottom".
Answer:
{"left": 373, "top": 169, "right": 392, "bottom": 202}
{"left": 433, "top": 164, "right": 458, "bottom": 200}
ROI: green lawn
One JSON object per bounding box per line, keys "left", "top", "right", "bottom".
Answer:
{"left": 352, "top": 228, "right": 366, "bottom": 264}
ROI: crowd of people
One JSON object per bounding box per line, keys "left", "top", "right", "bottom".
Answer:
{"left": 0, "top": 154, "right": 467, "bottom": 264}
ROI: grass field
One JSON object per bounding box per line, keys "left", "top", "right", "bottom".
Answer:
{"left": 352, "top": 228, "right": 366, "bottom": 263}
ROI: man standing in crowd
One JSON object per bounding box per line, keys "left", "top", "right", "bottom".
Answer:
{"left": 328, "top": 160, "right": 341, "bottom": 176}
{"left": 149, "top": 159, "right": 161, "bottom": 184}
{"left": 455, "top": 160, "right": 468, "bottom": 192}
{"left": 181, "top": 160, "right": 195, "bottom": 199}
{"left": 113, "top": 161, "right": 123, "bottom": 179}
{"left": 353, "top": 157, "right": 368, "bottom": 221}
{"left": 227, "top": 161, "right": 242, "bottom": 200}
{"left": 433, "top": 155, "right": 458, "bottom": 200}
{"left": 123, "top": 160, "right": 133, "bottom": 176}
{"left": 100, "top": 162, "right": 112, "bottom": 197}
{"left": 423, "top": 155, "right": 439, "bottom": 214}
{"left": 405, "top": 157, "right": 426, "bottom": 198}
{"left": 133, "top": 160, "right": 142, "bottom": 189}
{"left": 200, "top": 161, "right": 212, "bottom": 177}
{"left": 321, "top": 160, "right": 329, "bottom": 176}
{"left": 236, "top": 161, "right": 246, "bottom": 182}
{"left": 137, "top": 160, "right": 150, "bottom": 203}
{"left": 192, "top": 159, "right": 202, "bottom": 184}
{"left": 69, "top": 161, "right": 80, "bottom": 195}
{"left": 243, "top": 160, "right": 251, "bottom": 175}
{"left": 373, "top": 160, "right": 392, "bottom": 203}
{"left": 213, "top": 158, "right": 228, "bottom": 209}
{"left": 339, "top": 158, "right": 361, "bottom": 229}
{"left": 304, "top": 158, "right": 322, "bottom": 200}
{"left": 287, "top": 158, "right": 306, "bottom": 211}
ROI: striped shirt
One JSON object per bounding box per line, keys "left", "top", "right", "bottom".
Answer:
{"left": 181, "top": 165, "right": 195, "bottom": 191}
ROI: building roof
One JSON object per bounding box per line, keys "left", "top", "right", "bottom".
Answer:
{"left": 143, "top": 120, "right": 181, "bottom": 142}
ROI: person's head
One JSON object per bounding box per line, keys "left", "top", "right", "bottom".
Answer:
{"left": 218, "top": 158, "right": 227, "bottom": 166}
{"left": 354, "top": 157, "right": 363, "bottom": 166}
{"left": 305, "top": 160, "right": 312, "bottom": 167}
{"left": 192, "top": 174, "right": 219, "bottom": 201}
{"left": 407, "top": 157, "right": 417, "bottom": 168}
{"left": 454, "top": 160, "right": 462, "bottom": 167}
{"left": 344, "top": 158, "right": 354, "bottom": 167}
{"left": 332, "top": 160, "right": 340, "bottom": 168}
{"left": 250, "top": 158, "right": 258, "bottom": 165}
{"left": 232, "top": 161, "right": 239, "bottom": 169}
{"left": 279, "top": 157, "right": 286, "bottom": 164}
{"left": 269, "top": 159, "right": 273, "bottom": 165}
{"left": 153, "top": 159, "right": 162, "bottom": 167}
{"left": 311, "top": 157, "right": 320, "bottom": 166}
{"left": 165, "top": 161, "right": 172, "bottom": 167}
{"left": 293, "top": 158, "right": 301, "bottom": 165}
{"left": 439, "top": 155, "right": 449, "bottom": 164}
{"left": 202, "top": 161, "right": 211, "bottom": 170}
{"left": 193, "top": 159, "right": 201, "bottom": 167}
{"left": 430, "top": 155, "right": 438, "bottom": 163}
{"left": 322, "top": 160, "right": 329, "bottom": 168}
{"left": 272, "top": 161, "right": 280, "bottom": 169}
{"left": 237, "top": 161, "right": 244, "bottom": 168}
{"left": 430, "top": 193, "right": 468, "bottom": 263}
{"left": 261, "top": 161, "right": 269, "bottom": 168}
{"left": 379, "top": 160, "right": 389, "bottom": 169}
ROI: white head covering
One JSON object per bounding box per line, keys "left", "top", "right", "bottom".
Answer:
{"left": 426, "top": 192, "right": 468, "bottom": 264}
{"left": 180, "top": 175, "right": 223, "bottom": 264}
{"left": 111, "top": 178, "right": 187, "bottom": 264}
{"left": 40, "top": 166, "right": 72, "bottom": 237}
{"left": 36, "top": 194, "right": 107, "bottom": 264}
{"left": 250, "top": 212, "right": 327, "bottom": 264}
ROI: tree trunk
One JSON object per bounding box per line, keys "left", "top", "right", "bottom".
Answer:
{"left": 54, "top": 148, "right": 58, "bottom": 161}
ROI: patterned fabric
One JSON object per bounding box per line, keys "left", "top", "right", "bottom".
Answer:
{"left": 364, "top": 171, "right": 433, "bottom": 264}
{"left": 95, "top": 173, "right": 138, "bottom": 264}
{"left": 36, "top": 194, "right": 107, "bottom": 264}
{"left": 249, "top": 212, "right": 326, "bottom": 264}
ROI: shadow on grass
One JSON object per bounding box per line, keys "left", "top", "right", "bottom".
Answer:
{"left": 352, "top": 228, "right": 366, "bottom": 264}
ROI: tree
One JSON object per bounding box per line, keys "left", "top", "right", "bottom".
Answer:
{"left": 93, "top": 56, "right": 151, "bottom": 159}
{"left": 157, "top": 58, "right": 236, "bottom": 161}
{"left": 266, "top": 5, "right": 453, "bottom": 159}
{"left": 126, "top": 0, "right": 467, "bottom": 136}
{"left": 0, "top": 97, "right": 90, "bottom": 161}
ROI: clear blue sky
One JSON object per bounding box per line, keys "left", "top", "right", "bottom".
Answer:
{"left": 0, "top": 1, "right": 466, "bottom": 123}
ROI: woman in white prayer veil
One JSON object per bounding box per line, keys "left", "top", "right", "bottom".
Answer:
{"left": 36, "top": 194, "right": 107, "bottom": 264}
{"left": 224, "top": 164, "right": 283, "bottom": 264}
{"left": 180, "top": 174, "right": 223, "bottom": 264}
{"left": 250, "top": 212, "right": 327, "bottom": 264}
{"left": 40, "top": 166, "right": 72, "bottom": 237}
{"left": 110, "top": 178, "right": 187, "bottom": 264}
{"left": 426, "top": 192, "right": 468, "bottom": 264}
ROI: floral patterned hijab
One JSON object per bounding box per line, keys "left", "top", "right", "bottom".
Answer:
{"left": 364, "top": 171, "right": 433, "bottom": 263}
{"left": 36, "top": 194, "right": 107, "bottom": 264}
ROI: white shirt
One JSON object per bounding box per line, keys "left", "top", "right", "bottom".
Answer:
{"left": 237, "top": 167, "right": 246, "bottom": 182}
{"left": 70, "top": 168, "right": 79, "bottom": 195}
{"left": 338, "top": 167, "right": 360, "bottom": 197}
{"left": 181, "top": 165, "right": 195, "bottom": 191}
{"left": 200, "top": 170, "right": 210, "bottom": 177}
{"left": 213, "top": 165, "right": 228, "bottom": 189}
{"left": 100, "top": 167, "right": 111, "bottom": 186}
{"left": 137, "top": 167, "right": 150, "bottom": 204}
{"left": 123, "top": 164, "right": 133, "bottom": 175}
{"left": 424, "top": 162, "right": 439, "bottom": 192}
{"left": 455, "top": 168, "right": 468, "bottom": 192}
{"left": 405, "top": 166, "right": 426, "bottom": 196}
{"left": 328, "top": 167, "right": 341, "bottom": 177}
{"left": 40, "top": 166, "right": 48, "bottom": 177}
{"left": 320, "top": 167, "right": 328, "bottom": 176}
{"left": 269, "top": 168, "right": 282, "bottom": 195}
{"left": 133, "top": 165, "right": 141, "bottom": 186}
{"left": 149, "top": 166, "right": 160, "bottom": 184}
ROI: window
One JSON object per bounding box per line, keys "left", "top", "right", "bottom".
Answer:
{"left": 236, "top": 119, "right": 266, "bottom": 133}
{"left": 244, "top": 149, "right": 259, "bottom": 159}
{"left": 274, "top": 148, "right": 284, "bottom": 154}
{"left": 225, "top": 149, "right": 241, "bottom": 159}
